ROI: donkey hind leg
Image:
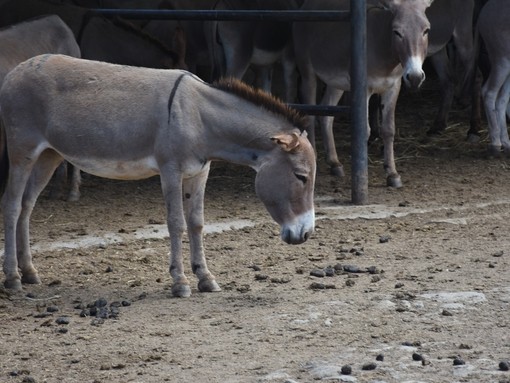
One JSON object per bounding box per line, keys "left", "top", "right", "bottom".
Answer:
{"left": 183, "top": 166, "right": 221, "bottom": 294}
{"left": 67, "top": 165, "right": 81, "bottom": 202}
{"left": 427, "top": 48, "right": 455, "bottom": 135}
{"left": 2, "top": 151, "right": 63, "bottom": 289}
{"left": 318, "top": 85, "right": 345, "bottom": 177}
{"left": 497, "top": 75, "right": 510, "bottom": 154}
{"left": 482, "top": 65, "right": 510, "bottom": 156}
{"left": 296, "top": 60, "right": 318, "bottom": 148}
{"left": 47, "top": 161, "right": 81, "bottom": 201}
{"left": 253, "top": 65, "right": 273, "bottom": 94}
{"left": 48, "top": 161, "right": 68, "bottom": 200}
{"left": 380, "top": 80, "right": 403, "bottom": 188}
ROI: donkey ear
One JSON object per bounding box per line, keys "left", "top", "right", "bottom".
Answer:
{"left": 271, "top": 132, "right": 300, "bottom": 152}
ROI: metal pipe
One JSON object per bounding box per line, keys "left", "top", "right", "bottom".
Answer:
{"left": 288, "top": 104, "right": 349, "bottom": 116}
{"left": 89, "top": 9, "right": 350, "bottom": 22}
{"left": 350, "top": 0, "right": 368, "bottom": 205}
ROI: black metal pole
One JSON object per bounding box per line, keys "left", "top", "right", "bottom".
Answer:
{"left": 90, "top": 9, "right": 350, "bottom": 22}
{"left": 350, "top": 0, "right": 368, "bottom": 205}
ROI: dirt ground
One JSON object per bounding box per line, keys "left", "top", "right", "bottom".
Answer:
{"left": 1, "top": 78, "right": 510, "bottom": 383}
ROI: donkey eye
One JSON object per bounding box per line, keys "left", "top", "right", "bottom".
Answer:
{"left": 295, "top": 173, "right": 308, "bottom": 184}
{"left": 393, "top": 30, "right": 403, "bottom": 38}
{"left": 423, "top": 28, "right": 430, "bottom": 36}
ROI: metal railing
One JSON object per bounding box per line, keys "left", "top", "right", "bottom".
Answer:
{"left": 90, "top": 3, "right": 368, "bottom": 204}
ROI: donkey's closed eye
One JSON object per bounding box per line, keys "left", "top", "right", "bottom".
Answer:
{"left": 295, "top": 173, "right": 308, "bottom": 184}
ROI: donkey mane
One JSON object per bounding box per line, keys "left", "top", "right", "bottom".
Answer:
{"left": 212, "top": 77, "right": 307, "bottom": 132}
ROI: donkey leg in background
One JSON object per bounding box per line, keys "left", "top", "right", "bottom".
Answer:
{"left": 426, "top": 47, "right": 456, "bottom": 135}
{"left": 318, "top": 85, "right": 345, "bottom": 177}
{"left": 380, "top": 80, "right": 404, "bottom": 188}
{"left": 48, "top": 161, "right": 81, "bottom": 201}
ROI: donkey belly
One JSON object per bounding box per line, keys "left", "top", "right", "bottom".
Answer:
{"left": 65, "top": 155, "right": 159, "bottom": 180}
{"left": 251, "top": 48, "right": 282, "bottom": 66}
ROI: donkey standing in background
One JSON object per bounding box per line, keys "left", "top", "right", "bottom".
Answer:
{"left": 143, "top": 0, "right": 217, "bottom": 78}
{"left": 0, "top": 15, "right": 82, "bottom": 201}
{"left": 0, "top": 54, "right": 316, "bottom": 297}
{"left": 208, "top": 0, "right": 301, "bottom": 102}
{"left": 294, "top": 0, "right": 433, "bottom": 187}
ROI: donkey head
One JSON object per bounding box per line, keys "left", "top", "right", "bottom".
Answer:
{"left": 255, "top": 130, "right": 316, "bottom": 245}
{"left": 380, "top": 0, "right": 433, "bottom": 90}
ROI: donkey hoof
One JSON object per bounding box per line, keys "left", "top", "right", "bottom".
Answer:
{"left": 487, "top": 145, "right": 502, "bottom": 158}
{"left": 171, "top": 283, "right": 192, "bottom": 298}
{"left": 4, "top": 278, "right": 23, "bottom": 291}
{"left": 466, "top": 133, "right": 480, "bottom": 144}
{"left": 21, "top": 273, "right": 41, "bottom": 285}
{"left": 330, "top": 165, "right": 345, "bottom": 178}
{"left": 198, "top": 279, "right": 221, "bottom": 293}
{"left": 67, "top": 192, "right": 81, "bottom": 202}
{"left": 387, "top": 174, "right": 403, "bottom": 188}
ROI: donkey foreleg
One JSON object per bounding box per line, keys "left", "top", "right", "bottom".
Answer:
{"left": 380, "top": 82, "right": 403, "bottom": 188}
{"left": 161, "top": 172, "right": 191, "bottom": 297}
{"left": 183, "top": 167, "right": 220, "bottom": 294}
{"left": 319, "top": 86, "right": 345, "bottom": 177}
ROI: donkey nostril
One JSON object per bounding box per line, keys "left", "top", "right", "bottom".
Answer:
{"left": 304, "top": 231, "right": 310, "bottom": 241}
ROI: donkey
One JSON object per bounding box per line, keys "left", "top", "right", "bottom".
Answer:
{"left": 477, "top": 0, "right": 510, "bottom": 156}
{"left": 294, "top": 0, "right": 433, "bottom": 187}
{"left": 0, "top": 54, "right": 316, "bottom": 297}
{"left": 208, "top": 0, "right": 301, "bottom": 102}
{"left": 419, "top": 0, "right": 476, "bottom": 136}
{"left": 370, "top": 0, "right": 477, "bottom": 140}
{"left": 79, "top": 16, "right": 187, "bottom": 70}
{"left": 143, "top": 0, "right": 218, "bottom": 79}
{"left": 0, "top": 15, "right": 82, "bottom": 201}
{"left": 0, "top": 0, "right": 187, "bottom": 71}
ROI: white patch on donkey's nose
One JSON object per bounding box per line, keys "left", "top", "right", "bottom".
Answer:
{"left": 403, "top": 55, "right": 426, "bottom": 89}
{"left": 281, "top": 209, "right": 315, "bottom": 244}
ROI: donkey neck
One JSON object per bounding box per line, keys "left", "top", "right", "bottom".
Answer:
{"left": 193, "top": 83, "right": 298, "bottom": 169}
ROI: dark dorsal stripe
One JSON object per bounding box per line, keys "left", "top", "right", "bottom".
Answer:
{"left": 212, "top": 77, "right": 307, "bottom": 131}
